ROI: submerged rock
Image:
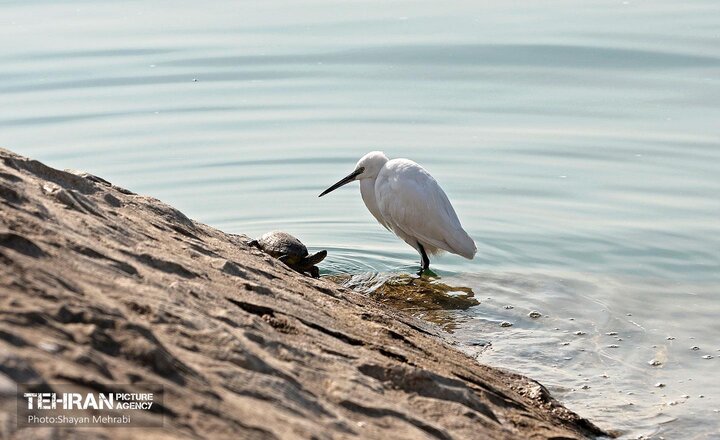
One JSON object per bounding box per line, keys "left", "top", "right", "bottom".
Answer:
{"left": 0, "top": 148, "right": 607, "bottom": 439}
{"left": 327, "top": 273, "right": 479, "bottom": 331}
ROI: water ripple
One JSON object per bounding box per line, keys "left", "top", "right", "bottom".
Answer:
{"left": 163, "top": 44, "right": 720, "bottom": 69}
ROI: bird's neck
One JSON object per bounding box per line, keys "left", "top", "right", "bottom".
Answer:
{"left": 360, "top": 178, "right": 388, "bottom": 229}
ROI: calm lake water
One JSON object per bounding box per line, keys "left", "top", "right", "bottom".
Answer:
{"left": 2, "top": 0, "right": 719, "bottom": 437}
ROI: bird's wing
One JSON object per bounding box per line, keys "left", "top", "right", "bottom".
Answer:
{"left": 376, "top": 160, "right": 476, "bottom": 259}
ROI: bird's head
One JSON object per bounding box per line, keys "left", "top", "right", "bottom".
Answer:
{"left": 319, "top": 151, "right": 388, "bottom": 197}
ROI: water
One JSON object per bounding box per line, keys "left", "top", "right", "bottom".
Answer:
{"left": 2, "top": 0, "right": 719, "bottom": 437}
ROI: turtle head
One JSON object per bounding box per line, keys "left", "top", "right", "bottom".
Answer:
{"left": 304, "top": 250, "right": 327, "bottom": 266}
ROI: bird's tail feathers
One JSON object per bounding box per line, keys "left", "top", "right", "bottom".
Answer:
{"left": 445, "top": 228, "right": 477, "bottom": 260}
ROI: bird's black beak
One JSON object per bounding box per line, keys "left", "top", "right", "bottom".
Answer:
{"left": 318, "top": 167, "right": 364, "bottom": 197}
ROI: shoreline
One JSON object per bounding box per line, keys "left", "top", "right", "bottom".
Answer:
{"left": 0, "top": 148, "right": 608, "bottom": 439}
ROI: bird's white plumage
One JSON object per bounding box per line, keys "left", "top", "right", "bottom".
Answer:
{"left": 320, "top": 151, "right": 476, "bottom": 269}
{"left": 370, "top": 158, "right": 476, "bottom": 259}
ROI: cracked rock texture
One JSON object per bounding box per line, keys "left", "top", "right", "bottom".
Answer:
{"left": 0, "top": 148, "right": 607, "bottom": 439}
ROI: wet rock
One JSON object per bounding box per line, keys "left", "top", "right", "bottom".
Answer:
{"left": 328, "top": 273, "right": 480, "bottom": 332}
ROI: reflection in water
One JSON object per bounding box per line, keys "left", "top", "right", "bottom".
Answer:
{"left": 326, "top": 273, "right": 478, "bottom": 332}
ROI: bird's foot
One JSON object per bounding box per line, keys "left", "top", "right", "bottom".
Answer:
{"left": 416, "top": 267, "right": 438, "bottom": 278}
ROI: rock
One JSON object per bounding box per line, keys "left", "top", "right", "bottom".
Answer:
{"left": 0, "top": 148, "right": 606, "bottom": 439}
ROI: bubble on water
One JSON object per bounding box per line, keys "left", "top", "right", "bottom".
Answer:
{"left": 500, "top": 321, "right": 513, "bottom": 327}
{"left": 528, "top": 310, "right": 542, "bottom": 318}
{"left": 606, "top": 332, "right": 618, "bottom": 336}
{"left": 702, "top": 355, "right": 714, "bottom": 359}
{"left": 648, "top": 359, "right": 662, "bottom": 367}
{"left": 655, "top": 383, "right": 666, "bottom": 388}
{"left": 574, "top": 331, "right": 586, "bottom": 336}
{"left": 691, "top": 346, "right": 700, "bottom": 351}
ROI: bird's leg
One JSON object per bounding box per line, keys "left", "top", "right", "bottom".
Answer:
{"left": 417, "top": 243, "right": 430, "bottom": 276}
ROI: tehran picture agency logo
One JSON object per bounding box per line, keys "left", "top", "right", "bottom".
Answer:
{"left": 23, "top": 392, "right": 154, "bottom": 410}
{"left": 17, "top": 386, "right": 163, "bottom": 428}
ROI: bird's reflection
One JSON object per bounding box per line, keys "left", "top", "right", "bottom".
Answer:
{"left": 325, "top": 272, "right": 478, "bottom": 332}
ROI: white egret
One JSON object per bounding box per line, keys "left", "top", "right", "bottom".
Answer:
{"left": 319, "top": 151, "right": 476, "bottom": 274}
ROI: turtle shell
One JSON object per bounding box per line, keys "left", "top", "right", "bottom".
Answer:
{"left": 256, "top": 231, "right": 308, "bottom": 265}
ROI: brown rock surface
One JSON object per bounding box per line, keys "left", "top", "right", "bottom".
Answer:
{"left": 0, "top": 148, "right": 608, "bottom": 439}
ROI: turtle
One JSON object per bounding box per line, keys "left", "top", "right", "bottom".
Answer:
{"left": 248, "top": 231, "right": 327, "bottom": 278}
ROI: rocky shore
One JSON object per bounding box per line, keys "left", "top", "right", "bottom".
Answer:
{"left": 0, "top": 148, "right": 607, "bottom": 439}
